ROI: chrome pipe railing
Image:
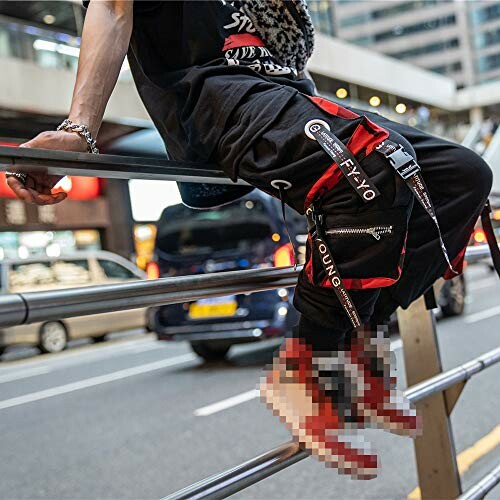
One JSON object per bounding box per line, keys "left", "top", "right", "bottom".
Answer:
{"left": 0, "top": 244, "right": 490, "bottom": 329}
{"left": 164, "top": 347, "right": 500, "bottom": 500}
{"left": 1, "top": 145, "right": 497, "bottom": 500}
{"left": 166, "top": 442, "right": 307, "bottom": 500}
{"left": 405, "top": 347, "right": 500, "bottom": 403}
{"left": 0, "top": 146, "right": 248, "bottom": 184}
{"left": 457, "top": 463, "right": 500, "bottom": 500}
{"left": 0, "top": 266, "right": 300, "bottom": 328}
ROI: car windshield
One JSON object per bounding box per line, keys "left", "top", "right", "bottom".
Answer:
{"left": 156, "top": 199, "right": 273, "bottom": 257}
{"left": 9, "top": 259, "right": 91, "bottom": 291}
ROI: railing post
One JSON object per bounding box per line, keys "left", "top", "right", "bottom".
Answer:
{"left": 398, "top": 293, "right": 462, "bottom": 499}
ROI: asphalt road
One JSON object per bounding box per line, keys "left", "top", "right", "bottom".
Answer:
{"left": 0, "top": 265, "right": 498, "bottom": 500}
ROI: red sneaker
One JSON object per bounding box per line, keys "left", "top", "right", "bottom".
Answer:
{"left": 347, "top": 328, "right": 422, "bottom": 438}
{"left": 260, "top": 337, "right": 379, "bottom": 479}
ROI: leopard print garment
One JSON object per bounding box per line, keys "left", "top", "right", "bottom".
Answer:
{"left": 241, "top": 0, "right": 315, "bottom": 72}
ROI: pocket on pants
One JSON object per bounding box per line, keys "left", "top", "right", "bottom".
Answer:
{"left": 305, "top": 207, "right": 410, "bottom": 290}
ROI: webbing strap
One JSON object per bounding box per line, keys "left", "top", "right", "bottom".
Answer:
{"left": 480, "top": 200, "right": 500, "bottom": 278}
{"left": 375, "top": 140, "right": 458, "bottom": 276}
{"left": 306, "top": 206, "right": 362, "bottom": 328}
{"left": 276, "top": 184, "right": 298, "bottom": 269}
{"left": 303, "top": 123, "right": 459, "bottom": 328}
{"left": 305, "top": 121, "right": 381, "bottom": 203}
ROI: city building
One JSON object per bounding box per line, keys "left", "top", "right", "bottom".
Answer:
{"left": 0, "top": 1, "right": 147, "bottom": 259}
{"left": 330, "top": 0, "right": 500, "bottom": 87}
{"left": 1, "top": 0, "right": 500, "bottom": 251}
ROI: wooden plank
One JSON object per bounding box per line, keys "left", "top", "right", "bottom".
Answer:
{"left": 444, "top": 381, "right": 467, "bottom": 416}
{"left": 397, "top": 296, "right": 461, "bottom": 499}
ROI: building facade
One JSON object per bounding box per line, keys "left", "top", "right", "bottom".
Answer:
{"left": 330, "top": 0, "right": 500, "bottom": 87}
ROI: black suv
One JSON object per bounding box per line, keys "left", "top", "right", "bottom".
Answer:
{"left": 149, "top": 190, "right": 304, "bottom": 360}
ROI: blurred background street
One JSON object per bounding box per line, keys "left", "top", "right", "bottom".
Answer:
{"left": 0, "top": 265, "right": 498, "bottom": 499}
{"left": 1, "top": 0, "right": 499, "bottom": 498}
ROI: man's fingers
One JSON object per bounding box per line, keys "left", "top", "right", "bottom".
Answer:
{"left": 49, "top": 192, "right": 68, "bottom": 204}
{"left": 27, "top": 189, "right": 67, "bottom": 205}
{"left": 6, "top": 176, "right": 36, "bottom": 203}
{"left": 6, "top": 177, "right": 66, "bottom": 205}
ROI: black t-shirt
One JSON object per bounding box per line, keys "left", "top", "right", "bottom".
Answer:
{"left": 85, "top": 1, "right": 315, "bottom": 162}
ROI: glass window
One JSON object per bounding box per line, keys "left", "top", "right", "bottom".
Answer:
{"left": 339, "top": 1, "right": 450, "bottom": 28}
{"left": 309, "top": 1, "right": 335, "bottom": 36}
{"left": 9, "top": 259, "right": 91, "bottom": 290}
{"left": 475, "top": 27, "right": 500, "bottom": 50}
{"left": 472, "top": 4, "right": 500, "bottom": 25}
{"left": 429, "top": 61, "right": 462, "bottom": 74}
{"left": 98, "top": 259, "right": 136, "bottom": 280}
{"left": 155, "top": 198, "right": 273, "bottom": 258}
{"left": 349, "top": 15, "right": 456, "bottom": 44}
{"left": 0, "top": 17, "right": 81, "bottom": 70}
{"left": 478, "top": 52, "right": 500, "bottom": 73}
{"left": 389, "top": 38, "right": 459, "bottom": 59}
{"left": 51, "top": 260, "right": 91, "bottom": 285}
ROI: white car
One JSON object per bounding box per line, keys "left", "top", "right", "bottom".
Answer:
{"left": 0, "top": 251, "right": 147, "bottom": 356}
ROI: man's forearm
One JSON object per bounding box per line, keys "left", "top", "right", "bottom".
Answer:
{"left": 69, "top": 0, "right": 133, "bottom": 137}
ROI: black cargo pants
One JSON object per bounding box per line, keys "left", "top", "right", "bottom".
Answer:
{"left": 215, "top": 84, "right": 493, "bottom": 349}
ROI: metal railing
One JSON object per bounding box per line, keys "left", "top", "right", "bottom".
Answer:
{"left": 458, "top": 463, "right": 500, "bottom": 500}
{"left": 0, "top": 146, "right": 498, "bottom": 500}
{"left": 0, "top": 266, "right": 299, "bottom": 328}
{"left": 0, "top": 145, "right": 248, "bottom": 184}
{"left": 164, "top": 348, "right": 500, "bottom": 500}
{"left": 0, "top": 246, "right": 492, "bottom": 329}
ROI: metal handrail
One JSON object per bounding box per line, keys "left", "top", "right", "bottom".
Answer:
{"left": 1, "top": 145, "right": 497, "bottom": 500}
{"left": 0, "top": 244, "right": 492, "bottom": 329}
{"left": 164, "top": 347, "right": 500, "bottom": 500}
{"left": 0, "top": 146, "right": 249, "bottom": 184}
{"left": 457, "top": 463, "right": 500, "bottom": 500}
{"left": 0, "top": 265, "right": 300, "bottom": 328}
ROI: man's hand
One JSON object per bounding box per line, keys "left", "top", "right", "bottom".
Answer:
{"left": 7, "top": 130, "right": 88, "bottom": 205}
{"left": 7, "top": 0, "right": 133, "bottom": 206}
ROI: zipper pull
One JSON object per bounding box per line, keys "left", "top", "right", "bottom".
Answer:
{"left": 368, "top": 228, "right": 381, "bottom": 241}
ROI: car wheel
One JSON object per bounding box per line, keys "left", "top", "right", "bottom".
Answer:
{"left": 190, "top": 342, "right": 230, "bottom": 361}
{"left": 39, "top": 322, "right": 68, "bottom": 354}
{"left": 439, "top": 276, "right": 466, "bottom": 317}
{"left": 0, "top": 346, "right": 5, "bottom": 358}
{"left": 92, "top": 334, "right": 107, "bottom": 343}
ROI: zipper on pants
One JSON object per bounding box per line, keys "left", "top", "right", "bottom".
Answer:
{"left": 325, "top": 226, "right": 393, "bottom": 241}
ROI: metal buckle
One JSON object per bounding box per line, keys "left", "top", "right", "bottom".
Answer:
{"left": 386, "top": 146, "right": 420, "bottom": 179}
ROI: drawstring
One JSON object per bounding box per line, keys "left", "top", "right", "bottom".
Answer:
{"left": 271, "top": 180, "right": 298, "bottom": 269}
{"left": 481, "top": 200, "right": 500, "bottom": 278}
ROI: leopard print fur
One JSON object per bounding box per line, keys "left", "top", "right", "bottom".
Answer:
{"left": 241, "top": 0, "right": 315, "bottom": 72}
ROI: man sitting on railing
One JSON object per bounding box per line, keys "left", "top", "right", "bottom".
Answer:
{"left": 5, "top": 0, "right": 493, "bottom": 480}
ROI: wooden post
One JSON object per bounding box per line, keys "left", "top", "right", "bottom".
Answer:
{"left": 397, "top": 295, "right": 461, "bottom": 499}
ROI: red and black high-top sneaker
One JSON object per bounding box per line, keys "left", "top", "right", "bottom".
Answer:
{"left": 346, "top": 326, "right": 421, "bottom": 438}
{"left": 260, "top": 336, "right": 379, "bottom": 479}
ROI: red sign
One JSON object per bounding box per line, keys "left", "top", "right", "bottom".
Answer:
{"left": 0, "top": 143, "right": 100, "bottom": 200}
{"left": 0, "top": 172, "right": 100, "bottom": 200}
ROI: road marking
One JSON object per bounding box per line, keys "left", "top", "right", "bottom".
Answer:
{"left": 468, "top": 278, "right": 499, "bottom": 291}
{"left": 0, "top": 366, "right": 51, "bottom": 384}
{"left": 195, "top": 338, "right": 403, "bottom": 417}
{"left": 0, "top": 354, "right": 197, "bottom": 411}
{"left": 0, "top": 335, "right": 156, "bottom": 370}
{"left": 128, "top": 343, "right": 165, "bottom": 354}
{"left": 464, "top": 305, "right": 500, "bottom": 323}
{"left": 194, "top": 389, "right": 259, "bottom": 417}
{"left": 407, "top": 425, "right": 500, "bottom": 499}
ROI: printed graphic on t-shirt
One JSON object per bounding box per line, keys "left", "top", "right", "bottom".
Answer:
{"left": 220, "top": 0, "right": 297, "bottom": 77}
